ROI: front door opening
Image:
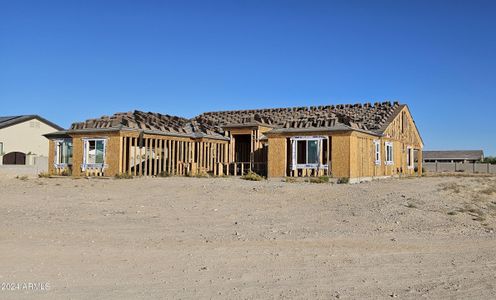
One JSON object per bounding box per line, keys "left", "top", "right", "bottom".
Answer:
{"left": 234, "top": 134, "right": 251, "bottom": 162}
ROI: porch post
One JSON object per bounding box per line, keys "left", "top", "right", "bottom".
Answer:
{"left": 326, "top": 137, "right": 330, "bottom": 176}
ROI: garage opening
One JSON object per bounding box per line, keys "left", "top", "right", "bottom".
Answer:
{"left": 2, "top": 152, "right": 26, "bottom": 165}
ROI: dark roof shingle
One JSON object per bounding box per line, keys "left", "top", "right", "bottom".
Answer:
{"left": 0, "top": 115, "right": 63, "bottom": 130}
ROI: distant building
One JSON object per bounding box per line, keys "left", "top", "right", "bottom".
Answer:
{"left": 422, "top": 150, "right": 484, "bottom": 163}
{"left": 0, "top": 115, "right": 63, "bottom": 165}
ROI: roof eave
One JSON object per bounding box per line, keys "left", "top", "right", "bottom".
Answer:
{"left": 265, "top": 125, "right": 383, "bottom": 137}
{"left": 45, "top": 127, "right": 229, "bottom": 141}
{"left": 0, "top": 115, "right": 64, "bottom": 131}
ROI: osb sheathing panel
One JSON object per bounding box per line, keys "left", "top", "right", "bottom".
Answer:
{"left": 350, "top": 132, "right": 385, "bottom": 178}
{"left": 258, "top": 126, "right": 275, "bottom": 134}
{"left": 267, "top": 131, "right": 353, "bottom": 178}
{"left": 383, "top": 106, "right": 423, "bottom": 148}
{"left": 351, "top": 135, "right": 417, "bottom": 179}
{"left": 267, "top": 127, "right": 419, "bottom": 180}
{"left": 381, "top": 106, "right": 422, "bottom": 177}
{"left": 121, "top": 131, "right": 199, "bottom": 142}
{"left": 346, "top": 106, "right": 422, "bottom": 179}
{"left": 69, "top": 132, "right": 121, "bottom": 177}
{"left": 229, "top": 128, "right": 254, "bottom": 135}
{"left": 54, "top": 131, "right": 228, "bottom": 176}
{"left": 332, "top": 133, "right": 352, "bottom": 178}
{"left": 268, "top": 130, "right": 349, "bottom": 138}
{"left": 267, "top": 137, "right": 286, "bottom": 177}
{"left": 47, "top": 140, "right": 55, "bottom": 175}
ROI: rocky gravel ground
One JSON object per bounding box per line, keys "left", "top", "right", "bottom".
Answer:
{"left": 0, "top": 175, "right": 495, "bottom": 299}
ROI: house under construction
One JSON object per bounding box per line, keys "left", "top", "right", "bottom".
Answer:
{"left": 44, "top": 101, "right": 423, "bottom": 182}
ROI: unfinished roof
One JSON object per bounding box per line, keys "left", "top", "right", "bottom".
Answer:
{"left": 423, "top": 150, "right": 484, "bottom": 161}
{"left": 0, "top": 115, "right": 63, "bottom": 130}
{"left": 197, "top": 101, "right": 404, "bottom": 134}
{"left": 70, "top": 111, "right": 225, "bottom": 139}
{"left": 65, "top": 101, "right": 408, "bottom": 138}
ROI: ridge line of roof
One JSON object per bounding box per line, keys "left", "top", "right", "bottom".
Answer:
{"left": 0, "top": 115, "right": 64, "bottom": 131}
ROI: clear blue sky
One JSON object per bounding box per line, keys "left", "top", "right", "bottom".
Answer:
{"left": 1, "top": 1, "right": 495, "bottom": 155}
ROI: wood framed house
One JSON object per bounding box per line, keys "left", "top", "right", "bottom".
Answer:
{"left": 44, "top": 101, "right": 423, "bottom": 182}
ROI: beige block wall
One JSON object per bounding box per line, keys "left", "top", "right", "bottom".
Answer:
{"left": 0, "top": 119, "right": 60, "bottom": 157}
{"left": 267, "top": 137, "right": 286, "bottom": 177}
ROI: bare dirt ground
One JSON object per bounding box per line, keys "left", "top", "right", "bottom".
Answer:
{"left": 0, "top": 174, "right": 495, "bottom": 299}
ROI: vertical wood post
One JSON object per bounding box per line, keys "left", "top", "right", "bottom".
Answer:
{"left": 144, "top": 138, "right": 150, "bottom": 176}
{"left": 171, "top": 140, "right": 176, "bottom": 175}
{"left": 118, "top": 136, "right": 123, "bottom": 174}
{"left": 122, "top": 136, "right": 127, "bottom": 175}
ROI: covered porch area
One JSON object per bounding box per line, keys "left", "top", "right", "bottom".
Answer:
{"left": 224, "top": 125, "right": 272, "bottom": 176}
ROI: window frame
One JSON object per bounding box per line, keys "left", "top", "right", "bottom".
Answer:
{"left": 54, "top": 139, "right": 73, "bottom": 166}
{"left": 290, "top": 136, "right": 328, "bottom": 170}
{"left": 385, "top": 142, "right": 394, "bottom": 165}
{"left": 373, "top": 140, "right": 381, "bottom": 165}
{"left": 82, "top": 138, "right": 107, "bottom": 170}
{"left": 0, "top": 142, "right": 3, "bottom": 155}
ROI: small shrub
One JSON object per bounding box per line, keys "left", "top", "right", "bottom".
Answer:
{"left": 308, "top": 176, "right": 330, "bottom": 184}
{"left": 480, "top": 186, "right": 496, "bottom": 195}
{"left": 194, "top": 171, "right": 209, "bottom": 178}
{"left": 414, "top": 167, "right": 426, "bottom": 173}
{"left": 241, "top": 171, "right": 264, "bottom": 181}
{"left": 337, "top": 177, "right": 349, "bottom": 184}
{"left": 283, "top": 177, "right": 297, "bottom": 183}
{"left": 447, "top": 211, "right": 457, "bottom": 216}
{"left": 38, "top": 172, "right": 50, "bottom": 178}
{"left": 114, "top": 173, "right": 133, "bottom": 179}
{"left": 185, "top": 171, "right": 209, "bottom": 178}
{"left": 439, "top": 182, "right": 461, "bottom": 194}
{"left": 16, "top": 175, "right": 29, "bottom": 181}
{"left": 60, "top": 169, "right": 72, "bottom": 176}
{"left": 473, "top": 216, "right": 486, "bottom": 222}
{"left": 406, "top": 203, "right": 417, "bottom": 208}
{"left": 467, "top": 208, "right": 484, "bottom": 215}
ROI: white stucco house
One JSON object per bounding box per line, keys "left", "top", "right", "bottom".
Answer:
{"left": 0, "top": 115, "right": 63, "bottom": 165}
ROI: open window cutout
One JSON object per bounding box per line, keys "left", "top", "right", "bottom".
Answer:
{"left": 407, "top": 147, "right": 414, "bottom": 169}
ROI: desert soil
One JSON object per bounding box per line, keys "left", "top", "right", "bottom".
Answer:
{"left": 0, "top": 175, "right": 495, "bottom": 299}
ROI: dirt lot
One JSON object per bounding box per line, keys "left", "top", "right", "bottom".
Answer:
{"left": 0, "top": 175, "right": 495, "bottom": 299}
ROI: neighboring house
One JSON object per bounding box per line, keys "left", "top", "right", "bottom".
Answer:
{"left": 0, "top": 115, "right": 63, "bottom": 165}
{"left": 422, "top": 150, "right": 484, "bottom": 163}
{"left": 44, "top": 101, "right": 423, "bottom": 182}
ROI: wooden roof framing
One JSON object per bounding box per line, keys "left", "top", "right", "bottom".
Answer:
{"left": 53, "top": 101, "right": 419, "bottom": 140}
